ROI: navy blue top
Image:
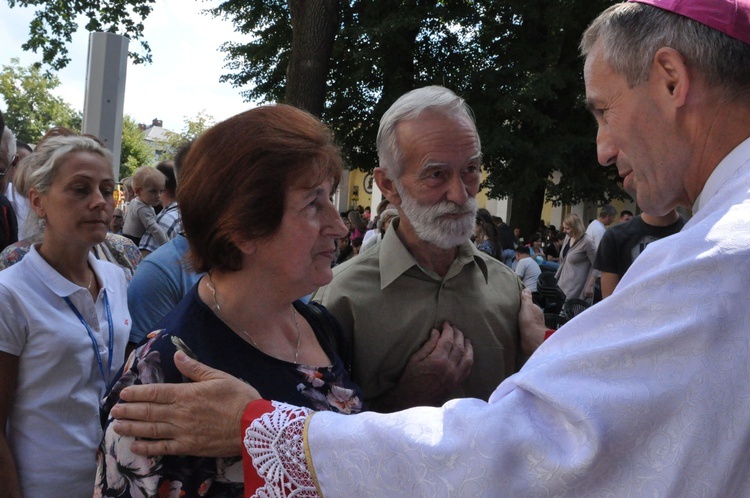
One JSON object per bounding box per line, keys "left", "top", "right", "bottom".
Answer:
{"left": 98, "top": 283, "right": 363, "bottom": 497}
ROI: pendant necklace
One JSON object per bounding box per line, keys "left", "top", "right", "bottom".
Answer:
{"left": 206, "top": 273, "right": 302, "bottom": 364}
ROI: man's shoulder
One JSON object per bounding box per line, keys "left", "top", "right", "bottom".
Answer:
{"left": 321, "top": 246, "right": 382, "bottom": 298}
{"left": 602, "top": 216, "right": 647, "bottom": 243}
{"left": 586, "top": 219, "right": 604, "bottom": 234}
{"left": 516, "top": 257, "right": 535, "bottom": 269}
{"left": 515, "top": 257, "right": 538, "bottom": 274}
{"left": 474, "top": 246, "right": 509, "bottom": 268}
{"left": 473, "top": 247, "right": 522, "bottom": 282}
{"left": 144, "top": 236, "right": 187, "bottom": 262}
{"left": 155, "top": 204, "right": 180, "bottom": 223}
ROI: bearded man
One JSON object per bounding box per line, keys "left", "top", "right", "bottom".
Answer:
{"left": 312, "top": 86, "right": 524, "bottom": 412}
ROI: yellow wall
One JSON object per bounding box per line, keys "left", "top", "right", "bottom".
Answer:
{"left": 343, "top": 168, "right": 636, "bottom": 229}
{"left": 346, "top": 169, "right": 373, "bottom": 210}
{"left": 345, "top": 168, "right": 492, "bottom": 211}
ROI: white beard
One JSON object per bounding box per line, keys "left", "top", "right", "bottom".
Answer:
{"left": 395, "top": 182, "right": 477, "bottom": 250}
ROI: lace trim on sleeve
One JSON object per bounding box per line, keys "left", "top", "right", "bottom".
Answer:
{"left": 243, "top": 401, "right": 318, "bottom": 497}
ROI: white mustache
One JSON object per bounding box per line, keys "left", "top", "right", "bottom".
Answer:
{"left": 425, "top": 198, "right": 477, "bottom": 218}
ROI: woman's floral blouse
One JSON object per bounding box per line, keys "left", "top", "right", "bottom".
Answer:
{"left": 95, "top": 286, "right": 363, "bottom": 497}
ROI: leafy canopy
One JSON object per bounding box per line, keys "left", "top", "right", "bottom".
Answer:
{"left": 6, "top": 0, "right": 629, "bottom": 234}
{"left": 7, "top": 0, "right": 154, "bottom": 70}
{"left": 120, "top": 115, "right": 154, "bottom": 179}
{"left": 0, "top": 57, "right": 80, "bottom": 143}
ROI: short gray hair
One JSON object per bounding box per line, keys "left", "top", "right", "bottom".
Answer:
{"left": 580, "top": 2, "right": 750, "bottom": 100}
{"left": 15, "top": 135, "right": 113, "bottom": 238}
{"left": 376, "top": 86, "right": 480, "bottom": 179}
{"left": 599, "top": 204, "right": 617, "bottom": 218}
{"left": 377, "top": 207, "right": 399, "bottom": 231}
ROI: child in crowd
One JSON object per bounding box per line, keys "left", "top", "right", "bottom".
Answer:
{"left": 122, "top": 166, "right": 168, "bottom": 248}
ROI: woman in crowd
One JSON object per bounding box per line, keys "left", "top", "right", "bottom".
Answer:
{"left": 555, "top": 212, "right": 597, "bottom": 302}
{"left": 0, "top": 136, "right": 131, "bottom": 497}
{"left": 360, "top": 205, "right": 397, "bottom": 252}
{"left": 544, "top": 231, "right": 566, "bottom": 265}
{"left": 0, "top": 129, "right": 142, "bottom": 278}
{"left": 347, "top": 208, "right": 368, "bottom": 241}
{"left": 474, "top": 208, "right": 502, "bottom": 260}
{"left": 528, "top": 234, "right": 546, "bottom": 262}
{"left": 334, "top": 234, "right": 354, "bottom": 265}
{"left": 95, "top": 105, "right": 364, "bottom": 496}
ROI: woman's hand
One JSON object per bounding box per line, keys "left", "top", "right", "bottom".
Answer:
{"left": 111, "top": 351, "right": 261, "bottom": 457}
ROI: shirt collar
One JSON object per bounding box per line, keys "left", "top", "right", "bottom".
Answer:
{"left": 378, "top": 218, "right": 489, "bottom": 289}
{"left": 26, "top": 244, "right": 114, "bottom": 298}
{"left": 693, "top": 137, "right": 750, "bottom": 213}
{"left": 162, "top": 201, "right": 179, "bottom": 212}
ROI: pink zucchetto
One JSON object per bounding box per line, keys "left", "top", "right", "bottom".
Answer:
{"left": 629, "top": 0, "right": 750, "bottom": 45}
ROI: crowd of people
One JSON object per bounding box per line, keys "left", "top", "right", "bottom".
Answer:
{"left": 0, "top": 0, "right": 749, "bottom": 495}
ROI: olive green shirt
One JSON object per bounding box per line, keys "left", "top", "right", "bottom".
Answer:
{"left": 313, "top": 221, "right": 524, "bottom": 411}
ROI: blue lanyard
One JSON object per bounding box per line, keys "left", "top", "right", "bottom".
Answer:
{"left": 64, "top": 289, "right": 115, "bottom": 388}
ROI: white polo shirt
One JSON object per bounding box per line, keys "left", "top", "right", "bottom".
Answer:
{"left": 0, "top": 244, "right": 130, "bottom": 498}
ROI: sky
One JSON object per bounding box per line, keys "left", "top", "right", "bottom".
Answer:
{"left": 0, "top": 0, "right": 255, "bottom": 134}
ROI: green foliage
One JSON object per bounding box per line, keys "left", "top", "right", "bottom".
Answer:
{"left": 0, "top": 57, "right": 79, "bottom": 143}
{"left": 120, "top": 115, "right": 154, "bottom": 179}
{"left": 209, "top": 0, "right": 291, "bottom": 105}
{"left": 8, "top": 0, "right": 630, "bottom": 235}
{"left": 7, "top": 0, "right": 153, "bottom": 70}
{"left": 159, "top": 110, "right": 215, "bottom": 159}
{"left": 207, "top": 1, "right": 627, "bottom": 215}
{"left": 462, "top": 0, "right": 629, "bottom": 233}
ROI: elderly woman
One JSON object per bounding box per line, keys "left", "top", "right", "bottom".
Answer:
{"left": 0, "top": 136, "right": 130, "bottom": 497}
{"left": 555, "top": 213, "right": 597, "bottom": 302}
{"left": 96, "top": 105, "right": 364, "bottom": 496}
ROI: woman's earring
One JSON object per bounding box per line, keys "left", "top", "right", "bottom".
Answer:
{"left": 38, "top": 215, "right": 46, "bottom": 230}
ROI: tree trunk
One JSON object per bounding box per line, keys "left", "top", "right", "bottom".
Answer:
{"left": 285, "top": 0, "right": 340, "bottom": 116}
{"left": 509, "top": 185, "right": 546, "bottom": 243}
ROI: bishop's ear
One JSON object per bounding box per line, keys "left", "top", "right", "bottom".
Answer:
{"left": 652, "top": 47, "right": 690, "bottom": 107}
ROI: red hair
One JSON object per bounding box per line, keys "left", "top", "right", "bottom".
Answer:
{"left": 178, "top": 105, "right": 343, "bottom": 273}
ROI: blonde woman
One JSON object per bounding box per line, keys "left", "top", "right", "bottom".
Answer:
{"left": 555, "top": 213, "right": 597, "bottom": 302}
{"left": 0, "top": 136, "right": 130, "bottom": 497}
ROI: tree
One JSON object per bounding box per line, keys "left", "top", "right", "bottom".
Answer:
{"left": 119, "top": 115, "right": 154, "bottom": 179}
{"left": 211, "top": 1, "right": 627, "bottom": 229}
{"left": 159, "top": 110, "right": 215, "bottom": 159}
{"left": 0, "top": 57, "right": 80, "bottom": 143}
{"left": 6, "top": 0, "right": 153, "bottom": 71}
{"left": 465, "top": 0, "right": 629, "bottom": 235}
{"left": 285, "top": 0, "right": 339, "bottom": 115}
{"left": 7, "top": 0, "right": 629, "bottom": 237}
{"left": 210, "top": 0, "right": 339, "bottom": 116}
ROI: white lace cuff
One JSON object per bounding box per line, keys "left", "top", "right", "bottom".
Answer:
{"left": 243, "top": 400, "right": 319, "bottom": 497}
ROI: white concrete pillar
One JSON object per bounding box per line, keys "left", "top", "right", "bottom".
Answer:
{"left": 82, "top": 32, "right": 129, "bottom": 179}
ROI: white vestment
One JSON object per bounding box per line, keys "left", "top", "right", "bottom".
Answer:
{"left": 304, "top": 138, "right": 750, "bottom": 496}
